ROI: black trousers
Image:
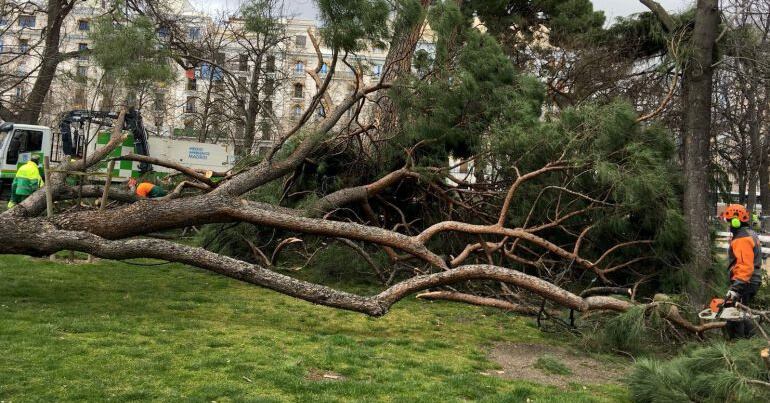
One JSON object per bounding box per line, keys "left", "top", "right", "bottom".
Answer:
{"left": 725, "top": 282, "right": 759, "bottom": 339}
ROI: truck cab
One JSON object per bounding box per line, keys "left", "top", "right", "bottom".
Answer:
{"left": 0, "top": 122, "right": 51, "bottom": 182}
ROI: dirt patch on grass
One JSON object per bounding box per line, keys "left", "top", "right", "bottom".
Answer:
{"left": 486, "top": 343, "right": 627, "bottom": 388}
{"left": 306, "top": 368, "right": 346, "bottom": 381}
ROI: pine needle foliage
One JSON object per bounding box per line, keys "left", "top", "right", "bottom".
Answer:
{"left": 316, "top": 0, "right": 390, "bottom": 52}
{"left": 89, "top": 10, "right": 173, "bottom": 88}
{"left": 598, "top": 306, "right": 649, "bottom": 354}
{"left": 628, "top": 339, "right": 770, "bottom": 403}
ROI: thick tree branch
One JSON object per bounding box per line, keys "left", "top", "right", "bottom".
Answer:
{"left": 417, "top": 291, "right": 559, "bottom": 316}
{"left": 306, "top": 167, "right": 416, "bottom": 218}
{"left": 113, "top": 154, "right": 217, "bottom": 187}
{"left": 640, "top": 0, "right": 677, "bottom": 32}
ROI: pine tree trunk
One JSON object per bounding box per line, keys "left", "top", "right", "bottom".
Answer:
{"left": 682, "top": 0, "right": 719, "bottom": 303}
{"left": 374, "top": 0, "right": 431, "bottom": 137}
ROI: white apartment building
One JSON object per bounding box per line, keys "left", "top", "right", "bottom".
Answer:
{"left": 0, "top": 0, "right": 398, "bottom": 155}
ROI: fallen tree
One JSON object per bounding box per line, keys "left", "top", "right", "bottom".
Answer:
{"left": 0, "top": 0, "right": 711, "bottom": 337}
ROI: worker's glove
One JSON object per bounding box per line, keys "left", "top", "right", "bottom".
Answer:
{"left": 726, "top": 289, "right": 741, "bottom": 301}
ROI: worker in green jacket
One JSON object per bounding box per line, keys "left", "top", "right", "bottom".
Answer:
{"left": 7, "top": 155, "right": 44, "bottom": 209}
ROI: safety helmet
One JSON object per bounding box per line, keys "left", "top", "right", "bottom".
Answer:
{"left": 720, "top": 204, "right": 750, "bottom": 228}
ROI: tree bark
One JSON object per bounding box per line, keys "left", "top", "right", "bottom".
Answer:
{"left": 761, "top": 158, "right": 770, "bottom": 217}
{"left": 242, "top": 54, "right": 263, "bottom": 156}
{"left": 681, "top": 0, "right": 720, "bottom": 303}
{"left": 374, "top": 0, "right": 431, "bottom": 137}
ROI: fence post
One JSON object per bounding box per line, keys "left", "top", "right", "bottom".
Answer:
{"left": 43, "top": 156, "right": 53, "bottom": 218}
{"left": 100, "top": 160, "right": 116, "bottom": 210}
{"left": 43, "top": 156, "right": 55, "bottom": 261}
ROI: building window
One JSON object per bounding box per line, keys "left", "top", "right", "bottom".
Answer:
{"left": 78, "top": 20, "right": 90, "bottom": 31}
{"left": 239, "top": 54, "right": 248, "bottom": 71}
{"left": 0, "top": 39, "right": 4, "bottom": 54}
{"left": 260, "top": 122, "right": 272, "bottom": 140}
{"left": 292, "top": 105, "right": 302, "bottom": 118}
{"left": 263, "top": 100, "right": 273, "bottom": 115}
{"left": 185, "top": 96, "right": 196, "bottom": 113}
{"left": 158, "top": 26, "right": 170, "bottom": 39}
{"left": 294, "top": 61, "right": 304, "bottom": 74}
{"left": 237, "top": 77, "right": 248, "bottom": 92}
{"left": 0, "top": 17, "right": 8, "bottom": 26}
{"left": 295, "top": 35, "right": 306, "bottom": 47}
{"left": 76, "top": 66, "right": 87, "bottom": 77}
{"left": 18, "top": 16, "right": 35, "bottom": 28}
{"left": 74, "top": 89, "right": 86, "bottom": 107}
{"left": 189, "top": 27, "right": 201, "bottom": 40}
{"left": 373, "top": 64, "right": 382, "bottom": 77}
{"left": 19, "top": 39, "right": 29, "bottom": 53}
{"left": 320, "top": 63, "right": 328, "bottom": 74}
{"left": 266, "top": 55, "right": 276, "bottom": 72}
{"left": 78, "top": 43, "right": 88, "bottom": 60}
{"left": 154, "top": 93, "right": 165, "bottom": 111}
{"left": 187, "top": 78, "right": 197, "bottom": 91}
{"left": 317, "top": 104, "right": 326, "bottom": 118}
{"left": 265, "top": 78, "right": 275, "bottom": 95}
{"left": 293, "top": 84, "right": 303, "bottom": 99}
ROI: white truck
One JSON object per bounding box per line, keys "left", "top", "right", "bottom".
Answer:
{"left": 0, "top": 110, "right": 234, "bottom": 196}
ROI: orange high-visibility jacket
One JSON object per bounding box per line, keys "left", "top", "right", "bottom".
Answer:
{"left": 135, "top": 182, "right": 155, "bottom": 198}
{"left": 728, "top": 227, "right": 763, "bottom": 285}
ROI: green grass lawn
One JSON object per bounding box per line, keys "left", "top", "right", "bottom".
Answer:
{"left": 0, "top": 255, "right": 629, "bottom": 402}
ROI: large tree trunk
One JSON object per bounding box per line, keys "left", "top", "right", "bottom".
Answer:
{"left": 681, "top": 0, "right": 719, "bottom": 303}
{"left": 242, "top": 55, "right": 263, "bottom": 156}
{"left": 738, "top": 174, "right": 747, "bottom": 204}
{"left": 374, "top": 0, "right": 431, "bottom": 137}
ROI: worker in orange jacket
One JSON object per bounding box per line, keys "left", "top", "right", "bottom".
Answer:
{"left": 127, "top": 178, "right": 167, "bottom": 198}
{"left": 720, "top": 204, "right": 763, "bottom": 339}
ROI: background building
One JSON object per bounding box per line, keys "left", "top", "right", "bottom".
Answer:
{"left": 0, "top": 0, "right": 395, "bottom": 156}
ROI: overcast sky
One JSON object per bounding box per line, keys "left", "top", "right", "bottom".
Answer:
{"left": 594, "top": 0, "right": 692, "bottom": 22}
{"left": 192, "top": 0, "right": 695, "bottom": 23}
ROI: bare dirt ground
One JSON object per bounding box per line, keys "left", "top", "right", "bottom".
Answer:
{"left": 306, "top": 368, "right": 346, "bottom": 381}
{"left": 486, "top": 342, "right": 628, "bottom": 388}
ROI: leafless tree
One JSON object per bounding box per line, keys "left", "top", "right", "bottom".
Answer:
{"left": 0, "top": 0, "right": 99, "bottom": 124}
{"left": 713, "top": 0, "right": 770, "bottom": 214}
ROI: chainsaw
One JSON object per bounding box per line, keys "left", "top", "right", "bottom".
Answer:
{"left": 698, "top": 296, "right": 757, "bottom": 321}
